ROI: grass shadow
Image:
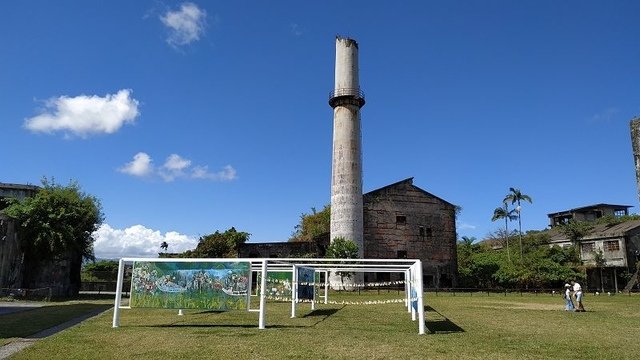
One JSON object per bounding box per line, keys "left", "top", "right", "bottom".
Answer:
{"left": 302, "top": 306, "right": 344, "bottom": 326}
{"left": 0, "top": 303, "right": 111, "bottom": 340}
{"left": 142, "top": 323, "right": 307, "bottom": 329}
{"left": 424, "top": 305, "right": 465, "bottom": 334}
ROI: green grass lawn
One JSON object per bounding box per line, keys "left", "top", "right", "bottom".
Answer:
{"left": 5, "top": 292, "right": 640, "bottom": 359}
{"left": 0, "top": 300, "right": 111, "bottom": 347}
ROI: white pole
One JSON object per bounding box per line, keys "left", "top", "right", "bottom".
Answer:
{"left": 178, "top": 309, "right": 184, "bottom": 316}
{"left": 324, "top": 270, "right": 329, "bottom": 304}
{"left": 291, "top": 265, "right": 297, "bottom": 318}
{"left": 415, "top": 260, "right": 426, "bottom": 335}
{"left": 258, "top": 260, "right": 267, "bottom": 329}
{"left": 405, "top": 270, "right": 411, "bottom": 313}
{"left": 311, "top": 270, "right": 316, "bottom": 310}
{"left": 112, "top": 258, "right": 125, "bottom": 328}
{"left": 411, "top": 264, "right": 417, "bottom": 322}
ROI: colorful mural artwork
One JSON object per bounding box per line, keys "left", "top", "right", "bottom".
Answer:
{"left": 256, "top": 271, "right": 293, "bottom": 299}
{"left": 130, "top": 262, "right": 250, "bottom": 310}
{"left": 297, "top": 267, "right": 315, "bottom": 301}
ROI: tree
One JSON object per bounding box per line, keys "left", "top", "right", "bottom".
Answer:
{"left": 82, "top": 260, "right": 119, "bottom": 282}
{"left": 3, "top": 178, "right": 103, "bottom": 296}
{"left": 181, "top": 227, "right": 250, "bottom": 258}
{"left": 504, "top": 188, "right": 532, "bottom": 261}
{"left": 160, "top": 241, "right": 168, "bottom": 252}
{"left": 289, "top": 205, "right": 330, "bottom": 242}
{"left": 491, "top": 204, "right": 517, "bottom": 262}
{"left": 558, "top": 220, "right": 593, "bottom": 246}
{"left": 326, "top": 237, "right": 359, "bottom": 290}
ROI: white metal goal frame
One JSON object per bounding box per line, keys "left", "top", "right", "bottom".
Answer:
{"left": 112, "top": 257, "right": 426, "bottom": 334}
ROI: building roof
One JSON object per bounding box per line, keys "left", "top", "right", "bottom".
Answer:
{"left": 0, "top": 183, "right": 39, "bottom": 192}
{"left": 364, "top": 177, "right": 456, "bottom": 208}
{"left": 548, "top": 219, "right": 640, "bottom": 243}
{"left": 547, "top": 203, "right": 633, "bottom": 218}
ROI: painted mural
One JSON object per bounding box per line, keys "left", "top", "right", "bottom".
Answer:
{"left": 130, "top": 261, "right": 250, "bottom": 310}
{"left": 257, "top": 271, "right": 292, "bottom": 299}
{"left": 297, "top": 267, "right": 315, "bottom": 301}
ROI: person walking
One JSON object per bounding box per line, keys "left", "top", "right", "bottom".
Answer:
{"left": 563, "top": 283, "right": 575, "bottom": 311}
{"left": 571, "top": 280, "right": 585, "bottom": 312}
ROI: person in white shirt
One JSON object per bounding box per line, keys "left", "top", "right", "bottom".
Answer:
{"left": 563, "top": 284, "right": 574, "bottom": 311}
{"left": 571, "top": 280, "right": 585, "bottom": 312}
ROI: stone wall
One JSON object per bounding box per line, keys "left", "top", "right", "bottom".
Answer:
{"left": 238, "top": 235, "right": 329, "bottom": 259}
{"left": 0, "top": 216, "right": 23, "bottom": 290}
{"left": 363, "top": 178, "right": 458, "bottom": 287}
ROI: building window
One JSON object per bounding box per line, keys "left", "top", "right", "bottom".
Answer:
{"left": 581, "top": 243, "right": 595, "bottom": 253}
{"left": 397, "top": 250, "right": 407, "bottom": 259}
{"left": 396, "top": 215, "right": 406, "bottom": 224}
{"left": 426, "top": 228, "right": 433, "bottom": 237}
{"left": 419, "top": 226, "right": 425, "bottom": 236}
{"left": 604, "top": 240, "right": 620, "bottom": 252}
{"left": 614, "top": 210, "right": 626, "bottom": 217}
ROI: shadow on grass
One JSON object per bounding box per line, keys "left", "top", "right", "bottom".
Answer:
{"left": 424, "top": 305, "right": 465, "bottom": 334}
{"left": 302, "top": 306, "right": 344, "bottom": 326}
{"left": 143, "top": 323, "right": 308, "bottom": 329}
{"left": 0, "top": 303, "right": 111, "bottom": 340}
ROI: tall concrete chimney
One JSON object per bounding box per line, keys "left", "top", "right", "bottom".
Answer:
{"left": 329, "top": 36, "right": 365, "bottom": 257}
{"left": 630, "top": 117, "right": 640, "bottom": 202}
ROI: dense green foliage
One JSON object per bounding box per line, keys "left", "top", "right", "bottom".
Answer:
{"left": 289, "top": 205, "right": 330, "bottom": 242}
{"left": 3, "top": 179, "right": 103, "bottom": 295}
{"left": 457, "top": 231, "right": 583, "bottom": 289}
{"left": 3, "top": 179, "right": 103, "bottom": 262}
{"left": 558, "top": 220, "right": 593, "bottom": 243}
{"left": 326, "top": 237, "right": 359, "bottom": 259}
{"left": 162, "top": 227, "right": 250, "bottom": 258}
{"left": 81, "top": 260, "right": 119, "bottom": 282}
{"left": 326, "top": 237, "right": 359, "bottom": 286}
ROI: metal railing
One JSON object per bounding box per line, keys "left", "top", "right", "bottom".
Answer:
{"left": 329, "top": 88, "right": 365, "bottom": 100}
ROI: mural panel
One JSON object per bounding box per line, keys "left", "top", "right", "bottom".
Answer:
{"left": 297, "top": 267, "right": 315, "bottom": 301}
{"left": 130, "top": 261, "right": 250, "bottom": 310}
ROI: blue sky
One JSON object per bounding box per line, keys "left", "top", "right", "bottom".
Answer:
{"left": 2, "top": 1, "right": 639, "bottom": 258}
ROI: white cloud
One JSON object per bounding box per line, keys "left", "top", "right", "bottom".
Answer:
{"left": 93, "top": 223, "right": 198, "bottom": 259}
{"left": 160, "top": 2, "right": 206, "bottom": 47}
{"left": 160, "top": 154, "right": 192, "bottom": 181}
{"left": 290, "top": 23, "right": 303, "bottom": 36}
{"left": 457, "top": 221, "right": 477, "bottom": 231}
{"left": 191, "top": 164, "right": 237, "bottom": 181}
{"left": 590, "top": 107, "right": 619, "bottom": 123}
{"left": 119, "top": 152, "right": 236, "bottom": 182}
{"left": 164, "top": 154, "right": 192, "bottom": 171}
{"left": 119, "top": 152, "right": 153, "bottom": 177}
{"left": 24, "top": 89, "right": 139, "bottom": 138}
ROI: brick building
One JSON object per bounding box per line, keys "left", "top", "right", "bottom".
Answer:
{"left": 363, "top": 178, "right": 457, "bottom": 287}
{"left": 240, "top": 178, "right": 458, "bottom": 288}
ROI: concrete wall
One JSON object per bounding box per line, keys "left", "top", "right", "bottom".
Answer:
{"left": 363, "top": 179, "right": 458, "bottom": 287}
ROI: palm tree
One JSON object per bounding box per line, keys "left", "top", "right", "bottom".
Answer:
{"left": 504, "top": 188, "right": 532, "bottom": 261}
{"left": 492, "top": 204, "right": 518, "bottom": 262}
{"left": 160, "top": 241, "right": 168, "bottom": 252}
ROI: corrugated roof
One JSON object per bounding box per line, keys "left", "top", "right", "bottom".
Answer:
{"left": 548, "top": 219, "right": 640, "bottom": 242}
